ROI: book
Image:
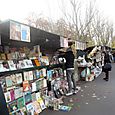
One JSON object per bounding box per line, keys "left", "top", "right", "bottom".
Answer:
{"left": 47, "top": 70, "right": 53, "bottom": 80}
{"left": 37, "top": 98, "right": 46, "bottom": 110}
{"left": 14, "top": 87, "right": 23, "bottom": 99}
{"left": 32, "top": 82, "right": 37, "bottom": 92}
{"left": 26, "top": 103, "right": 34, "bottom": 115}
{"left": 7, "top": 60, "right": 16, "bottom": 70}
{"left": 8, "top": 100, "right": 18, "bottom": 112}
{"left": 23, "top": 81, "right": 30, "bottom": 92}
{"left": 19, "top": 60, "right": 27, "bottom": 69}
{"left": 0, "top": 61, "right": 5, "bottom": 72}
{"left": 28, "top": 71, "right": 34, "bottom": 80}
{"left": 10, "top": 89, "right": 15, "bottom": 101}
{"left": 59, "top": 105, "right": 72, "bottom": 112}
{"left": 17, "top": 97, "right": 25, "bottom": 109}
{"left": 1, "top": 53, "right": 6, "bottom": 60}
{"left": 34, "top": 70, "right": 40, "bottom": 79}
{"left": 24, "top": 71, "right": 29, "bottom": 81}
{"left": 36, "top": 92, "right": 41, "bottom": 100}
{"left": 6, "top": 53, "right": 12, "bottom": 60}
{"left": 34, "top": 59, "right": 41, "bottom": 66}
{"left": 15, "top": 73, "right": 23, "bottom": 84}
{"left": 41, "top": 56, "right": 49, "bottom": 66}
{"left": 23, "top": 59, "right": 33, "bottom": 68}
{"left": 32, "top": 101, "right": 42, "bottom": 114}
{"left": 2, "top": 61, "right": 10, "bottom": 71}
{"left": 5, "top": 75, "right": 13, "bottom": 87}
{"left": 31, "top": 93, "right": 36, "bottom": 102}
{"left": 4, "top": 91, "right": 11, "bottom": 103}
{"left": 41, "top": 68, "right": 47, "bottom": 77}
{"left": 43, "top": 79, "right": 47, "bottom": 88}
{"left": 24, "top": 91, "right": 32, "bottom": 105}
{"left": 19, "top": 107, "right": 27, "bottom": 115}
{"left": 11, "top": 74, "right": 17, "bottom": 86}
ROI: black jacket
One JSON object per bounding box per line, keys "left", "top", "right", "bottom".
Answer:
{"left": 64, "top": 51, "right": 75, "bottom": 69}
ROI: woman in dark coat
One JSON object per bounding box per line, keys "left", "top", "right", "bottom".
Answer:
{"left": 103, "top": 51, "right": 112, "bottom": 81}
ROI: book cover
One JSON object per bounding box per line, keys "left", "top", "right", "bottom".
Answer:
{"left": 23, "top": 81, "right": 30, "bottom": 92}
{"left": 37, "top": 98, "right": 46, "bottom": 110}
{"left": 24, "top": 91, "right": 32, "bottom": 105}
{"left": 34, "top": 70, "right": 40, "bottom": 79}
{"left": 11, "top": 74, "right": 17, "bottom": 85}
{"left": 6, "top": 53, "right": 12, "bottom": 60}
{"left": 47, "top": 70, "right": 53, "bottom": 80}
{"left": 28, "top": 71, "right": 34, "bottom": 80}
{"left": 36, "top": 80, "right": 40, "bottom": 91}
{"left": 31, "top": 93, "right": 36, "bottom": 102}
{"left": 8, "top": 100, "right": 18, "bottom": 112}
{"left": 1, "top": 53, "right": 6, "bottom": 60}
{"left": 8, "top": 60, "right": 16, "bottom": 70}
{"left": 0, "top": 61, "right": 5, "bottom": 72}
{"left": 4, "top": 91, "right": 11, "bottom": 103}
{"left": 2, "top": 61, "right": 10, "bottom": 71}
{"left": 36, "top": 92, "right": 41, "bottom": 100}
{"left": 17, "top": 97, "right": 25, "bottom": 109}
{"left": 19, "top": 107, "right": 27, "bottom": 115}
{"left": 32, "top": 82, "right": 37, "bottom": 92}
{"left": 24, "top": 71, "right": 29, "bottom": 81}
{"left": 43, "top": 79, "right": 47, "bottom": 88}
{"left": 15, "top": 73, "right": 23, "bottom": 84}
{"left": 32, "top": 101, "right": 42, "bottom": 114}
{"left": 41, "top": 68, "right": 47, "bottom": 77}
{"left": 34, "top": 59, "right": 41, "bottom": 66}
{"left": 10, "top": 89, "right": 15, "bottom": 101}
{"left": 26, "top": 103, "right": 34, "bottom": 115}
{"left": 24, "top": 59, "right": 33, "bottom": 68}
{"left": 19, "top": 60, "right": 26, "bottom": 69}
{"left": 5, "top": 76, "right": 13, "bottom": 87}
{"left": 14, "top": 87, "right": 23, "bottom": 99}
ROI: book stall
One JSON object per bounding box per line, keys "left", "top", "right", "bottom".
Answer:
{"left": 0, "top": 20, "right": 72, "bottom": 115}
{"left": 77, "top": 46, "right": 103, "bottom": 81}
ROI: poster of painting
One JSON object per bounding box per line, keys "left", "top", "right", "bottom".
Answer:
{"left": 10, "top": 21, "right": 30, "bottom": 42}
{"left": 21, "top": 25, "right": 30, "bottom": 42}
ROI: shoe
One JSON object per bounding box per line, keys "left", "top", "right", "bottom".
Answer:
{"left": 103, "top": 78, "right": 108, "bottom": 81}
{"left": 73, "top": 90, "right": 78, "bottom": 94}
{"left": 66, "top": 92, "right": 73, "bottom": 96}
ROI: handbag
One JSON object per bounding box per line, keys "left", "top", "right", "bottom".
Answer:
{"left": 103, "top": 63, "right": 112, "bottom": 71}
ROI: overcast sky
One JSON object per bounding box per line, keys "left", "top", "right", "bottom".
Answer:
{"left": 0, "top": 0, "right": 115, "bottom": 24}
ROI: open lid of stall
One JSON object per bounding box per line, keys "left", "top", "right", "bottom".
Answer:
{"left": 0, "top": 19, "right": 60, "bottom": 52}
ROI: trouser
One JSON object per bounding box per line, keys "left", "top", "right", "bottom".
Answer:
{"left": 66, "top": 69, "right": 76, "bottom": 92}
{"left": 105, "top": 71, "right": 109, "bottom": 80}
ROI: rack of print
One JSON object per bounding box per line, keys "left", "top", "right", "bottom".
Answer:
{"left": 0, "top": 63, "right": 64, "bottom": 115}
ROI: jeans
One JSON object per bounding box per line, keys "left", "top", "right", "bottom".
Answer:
{"left": 66, "top": 69, "right": 76, "bottom": 92}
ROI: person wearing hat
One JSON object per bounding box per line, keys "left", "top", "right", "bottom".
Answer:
{"left": 64, "top": 47, "right": 77, "bottom": 96}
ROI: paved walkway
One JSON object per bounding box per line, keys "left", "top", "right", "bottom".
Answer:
{"left": 41, "top": 63, "right": 115, "bottom": 115}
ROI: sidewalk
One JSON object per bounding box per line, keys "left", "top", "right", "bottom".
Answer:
{"left": 41, "top": 63, "right": 115, "bottom": 115}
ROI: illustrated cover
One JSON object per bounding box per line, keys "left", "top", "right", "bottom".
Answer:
{"left": 1, "top": 53, "right": 6, "bottom": 60}
{"left": 8, "top": 100, "right": 18, "bottom": 112}
{"left": 34, "top": 70, "right": 40, "bottom": 79}
{"left": 36, "top": 92, "right": 41, "bottom": 101}
{"left": 24, "top": 91, "right": 32, "bottom": 105}
{"left": 58, "top": 105, "right": 72, "bottom": 112}
{"left": 17, "top": 97, "right": 25, "bottom": 109}
{"left": 19, "top": 107, "right": 27, "bottom": 115}
{"left": 0, "top": 61, "right": 5, "bottom": 72}
{"left": 34, "top": 59, "right": 41, "bottom": 66}
{"left": 37, "top": 98, "right": 46, "bottom": 110}
{"left": 32, "top": 101, "right": 42, "bottom": 114}
{"left": 15, "top": 73, "right": 23, "bottom": 84}
{"left": 2, "top": 61, "right": 10, "bottom": 71}
{"left": 19, "top": 60, "right": 27, "bottom": 69}
{"left": 8, "top": 60, "right": 16, "bottom": 70}
{"left": 14, "top": 87, "right": 23, "bottom": 99}
{"left": 41, "top": 68, "right": 47, "bottom": 77}
{"left": 47, "top": 70, "right": 53, "bottom": 80}
{"left": 4, "top": 91, "right": 11, "bottom": 103}
{"left": 11, "top": 74, "right": 17, "bottom": 85}
{"left": 28, "top": 71, "right": 34, "bottom": 80}
{"left": 23, "top": 59, "right": 33, "bottom": 68}
{"left": 23, "top": 81, "right": 30, "bottom": 92}
{"left": 10, "top": 89, "right": 15, "bottom": 101}
{"left": 41, "top": 56, "right": 49, "bottom": 66}
{"left": 5, "top": 75, "right": 13, "bottom": 87}
{"left": 26, "top": 103, "right": 34, "bottom": 115}
{"left": 6, "top": 53, "right": 12, "bottom": 60}
{"left": 31, "top": 93, "right": 36, "bottom": 102}
{"left": 24, "top": 71, "right": 29, "bottom": 81}
{"left": 32, "top": 82, "right": 37, "bottom": 92}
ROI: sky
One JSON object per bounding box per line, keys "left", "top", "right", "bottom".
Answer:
{"left": 0, "top": 0, "right": 115, "bottom": 24}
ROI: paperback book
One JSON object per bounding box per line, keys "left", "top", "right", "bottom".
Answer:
{"left": 5, "top": 76, "right": 13, "bottom": 87}
{"left": 23, "top": 81, "right": 30, "bottom": 92}
{"left": 8, "top": 100, "right": 18, "bottom": 112}
{"left": 8, "top": 60, "right": 16, "bottom": 70}
{"left": 24, "top": 91, "right": 32, "bottom": 105}
{"left": 37, "top": 98, "right": 46, "bottom": 110}
{"left": 14, "top": 87, "right": 23, "bottom": 99}
{"left": 26, "top": 102, "right": 34, "bottom": 115}
{"left": 15, "top": 73, "right": 23, "bottom": 84}
{"left": 17, "top": 97, "right": 25, "bottom": 109}
{"left": 10, "top": 89, "right": 15, "bottom": 101}
{"left": 4, "top": 91, "right": 11, "bottom": 103}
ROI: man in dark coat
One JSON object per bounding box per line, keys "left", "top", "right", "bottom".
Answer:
{"left": 64, "top": 47, "right": 77, "bottom": 95}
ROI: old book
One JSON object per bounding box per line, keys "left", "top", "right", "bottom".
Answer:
{"left": 23, "top": 81, "right": 30, "bottom": 92}
{"left": 17, "top": 97, "right": 25, "bottom": 109}
{"left": 31, "top": 93, "right": 36, "bottom": 102}
{"left": 32, "top": 101, "right": 42, "bottom": 114}
{"left": 15, "top": 73, "right": 23, "bottom": 84}
{"left": 5, "top": 75, "right": 13, "bottom": 87}
{"left": 8, "top": 100, "right": 18, "bottom": 112}
{"left": 10, "top": 89, "right": 15, "bottom": 101}
{"left": 8, "top": 60, "right": 16, "bottom": 70}
{"left": 26, "top": 102, "right": 34, "bottom": 115}
{"left": 11, "top": 74, "right": 17, "bottom": 86}
{"left": 37, "top": 98, "right": 46, "bottom": 110}
{"left": 4, "top": 91, "right": 11, "bottom": 103}
{"left": 24, "top": 91, "right": 32, "bottom": 105}
{"left": 14, "top": 87, "right": 23, "bottom": 99}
